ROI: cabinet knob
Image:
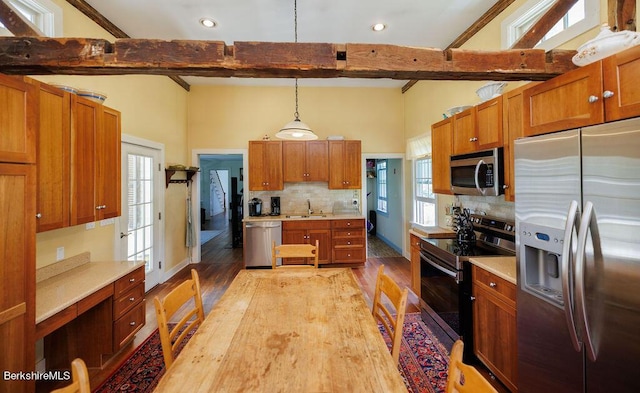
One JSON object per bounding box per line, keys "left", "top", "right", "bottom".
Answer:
{"left": 347, "top": 241, "right": 351, "bottom": 245}
{"left": 129, "top": 278, "right": 136, "bottom": 283}
{"left": 603, "top": 90, "right": 615, "bottom": 99}
{"left": 129, "top": 297, "right": 135, "bottom": 302}
{"left": 588, "top": 95, "right": 599, "bottom": 103}
{"left": 503, "top": 184, "right": 509, "bottom": 189}
{"left": 469, "top": 137, "right": 478, "bottom": 142}
{"left": 470, "top": 296, "right": 476, "bottom": 301}
{"left": 129, "top": 321, "right": 136, "bottom": 326}
{"left": 489, "top": 282, "right": 497, "bottom": 288}
{"left": 347, "top": 222, "right": 351, "bottom": 226}
{"left": 36, "top": 213, "right": 42, "bottom": 218}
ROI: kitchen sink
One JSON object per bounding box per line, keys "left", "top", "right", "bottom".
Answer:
{"left": 285, "top": 214, "right": 329, "bottom": 219}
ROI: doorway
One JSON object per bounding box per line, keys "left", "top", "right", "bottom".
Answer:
{"left": 119, "top": 137, "right": 165, "bottom": 291}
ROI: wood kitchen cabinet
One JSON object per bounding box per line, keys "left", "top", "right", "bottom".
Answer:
{"left": 472, "top": 265, "right": 518, "bottom": 392}
{"left": 282, "top": 220, "right": 332, "bottom": 265}
{"left": 431, "top": 117, "right": 453, "bottom": 194}
{"left": 112, "top": 267, "right": 145, "bottom": 352}
{"left": 410, "top": 233, "right": 421, "bottom": 298}
{"left": 453, "top": 97, "right": 503, "bottom": 155}
{"left": 502, "top": 83, "right": 540, "bottom": 202}
{"left": 283, "top": 140, "right": 329, "bottom": 182}
{"left": 331, "top": 218, "right": 365, "bottom": 264}
{"left": 0, "top": 75, "right": 37, "bottom": 164}
{"left": 71, "top": 95, "right": 122, "bottom": 225}
{"left": 328, "top": 140, "right": 361, "bottom": 189}
{"left": 248, "top": 140, "right": 283, "bottom": 191}
{"left": 524, "top": 45, "right": 640, "bottom": 137}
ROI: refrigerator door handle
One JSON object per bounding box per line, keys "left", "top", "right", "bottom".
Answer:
{"left": 575, "top": 201, "right": 600, "bottom": 362}
{"left": 474, "top": 159, "right": 487, "bottom": 195}
{"left": 561, "top": 200, "right": 582, "bottom": 352}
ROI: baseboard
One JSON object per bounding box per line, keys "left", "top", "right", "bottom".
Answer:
{"left": 161, "top": 257, "right": 190, "bottom": 283}
{"left": 375, "top": 233, "right": 403, "bottom": 254}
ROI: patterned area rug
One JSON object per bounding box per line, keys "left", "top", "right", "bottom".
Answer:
{"left": 95, "top": 313, "right": 449, "bottom": 392}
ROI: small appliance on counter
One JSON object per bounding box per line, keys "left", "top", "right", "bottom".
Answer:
{"left": 270, "top": 196, "right": 281, "bottom": 216}
{"left": 248, "top": 198, "right": 263, "bottom": 216}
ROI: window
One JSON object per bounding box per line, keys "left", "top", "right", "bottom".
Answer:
{"left": 376, "top": 160, "right": 387, "bottom": 213}
{"left": 0, "top": 0, "right": 63, "bottom": 37}
{"left": 502, "top": 0, "right": 599, "bottom": 52}
{"left": 414, "top": 157, "right": 436, "bottom": 227}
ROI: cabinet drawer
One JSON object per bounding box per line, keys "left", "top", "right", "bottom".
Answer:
{"left": 283, "top": 220, "right": 331, "bottom": 230}
{"left": 333, "top": 237, "right": 364, "bottom": 247}
{"left": 332, "top": 228, "right": 365, "bottom": 239}
{"left": 113, "top": 283, "right": 145, "bottom": 320}
{"left": 333, "top": 248, "right": 365, "bottom": 263}
{"left": 473, "top": 266, "right": 516, "bottom": 306}
{"left": 113, "top": 301, "right": 145, "bottom": 351}
{"left": 114, "top": 267, "right": 145, "bottom": 298}
{"left": 331, "top": 219, "right": 365, "bottom": 229}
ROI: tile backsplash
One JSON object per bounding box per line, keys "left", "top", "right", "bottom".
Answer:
{"left": 454, "top": 195, "right": 515, "bottom": 221}
{"left": 249, "top": 182, "right": 360, "bottom": 215}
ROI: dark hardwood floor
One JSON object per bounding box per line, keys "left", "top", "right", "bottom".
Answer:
{"left": 39, "top": 212, "right": 508, "bottom": 392}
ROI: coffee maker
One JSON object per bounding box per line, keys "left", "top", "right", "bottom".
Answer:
{"left": 248, "top": 198, "right": 262, "bottom": 216}
{"left": 270, "top": 196, "right": 281, "bottom": 216}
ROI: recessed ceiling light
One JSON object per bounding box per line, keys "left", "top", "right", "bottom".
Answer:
{"left": 200, "top": 18, "right": 217, "bottom": 28}
{"left": 372, "top": 23, "right": 386, "bottom": 32}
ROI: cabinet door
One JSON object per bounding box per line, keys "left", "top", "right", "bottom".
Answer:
{"left": 342, "top": 140, "right": 361, "bottom": 189}
{"left": 452, "top": 108, "right": 476, "bottom": 155}
{"left": 0, "top": 163, "right": 36, "bottom": 393}
{"left": 603, "top": 45, "right": 640, "bottom": 122}
{"left": 328, "top": 141, "right": 345, "bottom": 189}
{"left": 523, "top": 61, "right": 604, "bottom": 136}
{"left": 248, "top": 141, "right": 282, "bottom": 191}
{"left": 264, "top": 141, "right": 283, "bottom": 190}
{"left": 281, "top": 229, "right": 307, "bottom": 265}
{"left": 35, "top": 83, "right": 71, "bottom": 232}
{"left": 308, "top": 228, "right": 331, "bottom": 264}
{"left": 97, "top": 107, "right": 121, "bottom": 220}
{"left": 0, "top": 75, "right": 36, "bottom": 164}
{"left": 282, "top": 141, "right": 306, "bottom": 182}
{"left": 248, "top": 141, "right": 266, "bottom": 190}
{"left": 410, "top": 234, "right": 421, "bottom": 297}
{"left": 71, "top": 96, "right": 99, "bottom": 225}
{"left": 305, "top": 140, "right": 329, "bottom": 181}
{"left": 476, "top": 96, "right": 503, "bottom": 150}
{"left": 431, "top": 118, "right": 453, "bottom": 195}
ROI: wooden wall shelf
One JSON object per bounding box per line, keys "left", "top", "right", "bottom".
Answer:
{"left": 165, "top": 169, "right": 198, "bottom": 188}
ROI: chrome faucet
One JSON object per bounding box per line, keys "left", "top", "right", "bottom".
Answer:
{"left": 307, "top": 199, "right": 313, "bottom": 215}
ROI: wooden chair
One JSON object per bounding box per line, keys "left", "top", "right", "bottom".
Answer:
{"left": 271, "top": 240, "right": 319, "bottom": 268}
{"left": 371, "top": 265, "right": 408, "bottom": 365}
{"left": 50, "top": 358, "right": 90, "bottom": 393}
{"left": 153, "top": 269, "right": 205, "bottom": 369}
{"left": 446, "top": 340, "right": 498, "bottom": 393}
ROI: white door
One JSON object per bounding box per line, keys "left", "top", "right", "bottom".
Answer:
{"left": 120, "top": 142, "right": 163, "bottom": 291}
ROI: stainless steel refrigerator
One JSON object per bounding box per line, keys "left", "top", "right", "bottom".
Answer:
{"left": 514, "top": 117, "right": 640, "bottom": 393}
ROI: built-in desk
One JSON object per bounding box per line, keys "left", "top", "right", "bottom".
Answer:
{"left": 35, "top": 255, "right": 145, "bottom": 369}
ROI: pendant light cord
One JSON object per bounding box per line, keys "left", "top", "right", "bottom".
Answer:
{"left": 294, "top": 0, "right": 300, "bottom": 120}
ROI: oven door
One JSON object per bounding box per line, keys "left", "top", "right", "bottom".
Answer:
{"left": 420, "top": 249, "right": 462, "bottom": 337}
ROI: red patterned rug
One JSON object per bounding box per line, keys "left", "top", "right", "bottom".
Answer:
{"left": 94, "top": 313, "right": 449, "bottom": 392}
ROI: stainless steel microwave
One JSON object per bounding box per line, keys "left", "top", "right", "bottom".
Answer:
{"left": 450, "top": 147, "right": 503, "bottom": 196}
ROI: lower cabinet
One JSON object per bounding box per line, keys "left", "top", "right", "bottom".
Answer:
{"left": 410, "top": 234, "right": 421, "bottom": 297}
{"left": 331, "top": 219, "right": 365, "bottom": 264}
{"left": 472, "top": 265, "right": 518, "bottom": 392}
{"left": 282, "top": 220, "right": 332, "bottom": 265}
{"left": 112, "top": 267, "right": 146, "bottom": 352}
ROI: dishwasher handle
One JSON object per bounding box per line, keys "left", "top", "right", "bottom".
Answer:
{"left": 245, "top": 222, "right": 281, "bottom": 229}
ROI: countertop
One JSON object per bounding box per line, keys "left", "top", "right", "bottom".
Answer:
{"left": 243, "top": 212, "right": 364, "bottom": 222}
{"left": 409, "top": 226, "right": 456, "bottom": 239}
{"left": 36, "top": 260, "right": 145, "bottom": 324}
{"left": 469, "top": 256, "right": 517, "bottom": 285}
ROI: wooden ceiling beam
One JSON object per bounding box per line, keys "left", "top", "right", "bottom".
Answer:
{"left": 0, "top": 0, "right": 43, "bottom": 36}
{"left": 608, "top": 0, "right": 636, "bottom": 31}
{"left": 511, "top": 0, "right": 579, "bottom": 49}
{"left": 0, "top": 37, "right": 576, "bottom": 80}
{"left": 65, "top": 0, "right": 190, "bottom": 91}
{"left": 402, "top": 0, "right": 516, "bottom": 93}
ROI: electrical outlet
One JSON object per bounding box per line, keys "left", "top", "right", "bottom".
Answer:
{"left": 56, "top": 247, "right": 64, "bottom": 261}
{"left": 86, "top": 222, "right": 95, "bottom": 230}
{"left": 352, "top": 198, "right": 359, "bottom": 207}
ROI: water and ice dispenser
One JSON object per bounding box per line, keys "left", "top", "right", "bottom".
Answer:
{"left": 519, "top": 222, "right": 567, "bottom": 307}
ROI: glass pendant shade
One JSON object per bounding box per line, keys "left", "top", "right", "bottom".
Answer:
{"left": 276, "top": 118, "right": 318, "bottom": 140}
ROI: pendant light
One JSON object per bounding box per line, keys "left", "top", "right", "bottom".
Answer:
{"left": 275, "top": 0, "right": 318, "bottom": 141}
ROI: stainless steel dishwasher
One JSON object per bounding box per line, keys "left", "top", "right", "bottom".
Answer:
{"left": 244, "top": 221, "right": 282, "bottom": 267}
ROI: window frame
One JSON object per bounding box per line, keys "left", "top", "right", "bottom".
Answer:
{"left": 412, "top": 156, "right": 437, "bottom": 228}
{"left": 376, "top": 160, "right": 388, "bottom": 214}
{"left": 0, "top": 0, "right": 63, "bottom": 37}
{"left": 501, "top": 0, "right": 599, "bottom": 52}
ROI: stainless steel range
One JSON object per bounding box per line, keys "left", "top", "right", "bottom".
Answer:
{"left": 419, "top": 213, "right": 515, "bottom": 360}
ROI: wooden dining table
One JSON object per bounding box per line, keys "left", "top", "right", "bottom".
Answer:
{"left": 153, "top": 268, "right": 408, "bottom": 392}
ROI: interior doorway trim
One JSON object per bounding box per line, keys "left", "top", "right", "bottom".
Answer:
{"left": 191, "top": 148, "right": 248, "bottom": 263}
{"left": 361, "top": 153, "right": 407, "bottom": 258}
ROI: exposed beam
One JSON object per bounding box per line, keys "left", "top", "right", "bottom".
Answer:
{"left": 402, "top": 0, "right": 516, "bottom": 93}
{"left": 0, "top": 37, "right": 576, "bottom": 80}
{"left": 0, "top": 0, "right": 43, "bottom": 36}
{"left": 511, "top": 0, "right": 579, "bottom": 49}
{"left": 609, "top": 0, "right": 636, "bottom": 31}
{"left": 65, "top": 0, "right": 190, "bottom": 91}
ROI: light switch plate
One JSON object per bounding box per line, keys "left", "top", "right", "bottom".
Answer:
{"left": 56, "top": 247, "right": 64, "bottom": 261}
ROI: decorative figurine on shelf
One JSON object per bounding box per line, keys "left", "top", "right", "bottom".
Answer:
{"left": 262, "top": 134, "right": 271, "bottom": 140}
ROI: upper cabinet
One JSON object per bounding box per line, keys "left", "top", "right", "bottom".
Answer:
{"left": 283, "top": 140, "right": 329, "bottom": 182}
{"left": 248, "top": 140, "right": 283, "bottom": 191}
{"left": 452, "top": 107, "right": 476, "bottom": 155}
{"left": 431, "top": 117, "right": 453, "bottom": 195}
{"left": 328, "top": 140, "right": 361, "bottom": 189}
{"left": 0, "top": 75, "right": 37, "bottom": 164}
{"left": 452, "top": 96, "right": 503, "bottom": 155}
{"left": 523, "top": 45, "right": 640, "bottom": 136}
{"left": 97, "top": 107, "right": 122, "bottom": 221}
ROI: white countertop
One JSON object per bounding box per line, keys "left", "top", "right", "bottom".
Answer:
{"left": 36, "top": 260, "right": 145, "bottom": 324}
{"left": 469, "top": 256, "right": 517, "bottom": 284}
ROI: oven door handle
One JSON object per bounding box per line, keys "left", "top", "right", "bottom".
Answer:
{"left": 420, "top": 251, "right": 458, "bottom": 279}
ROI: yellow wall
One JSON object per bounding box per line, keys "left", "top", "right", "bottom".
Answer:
{"left": 34, "top": 0, "right": 189, "bottom": 271}
{"left": 187, "top": 85, "right": 404, "bottom": 153}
